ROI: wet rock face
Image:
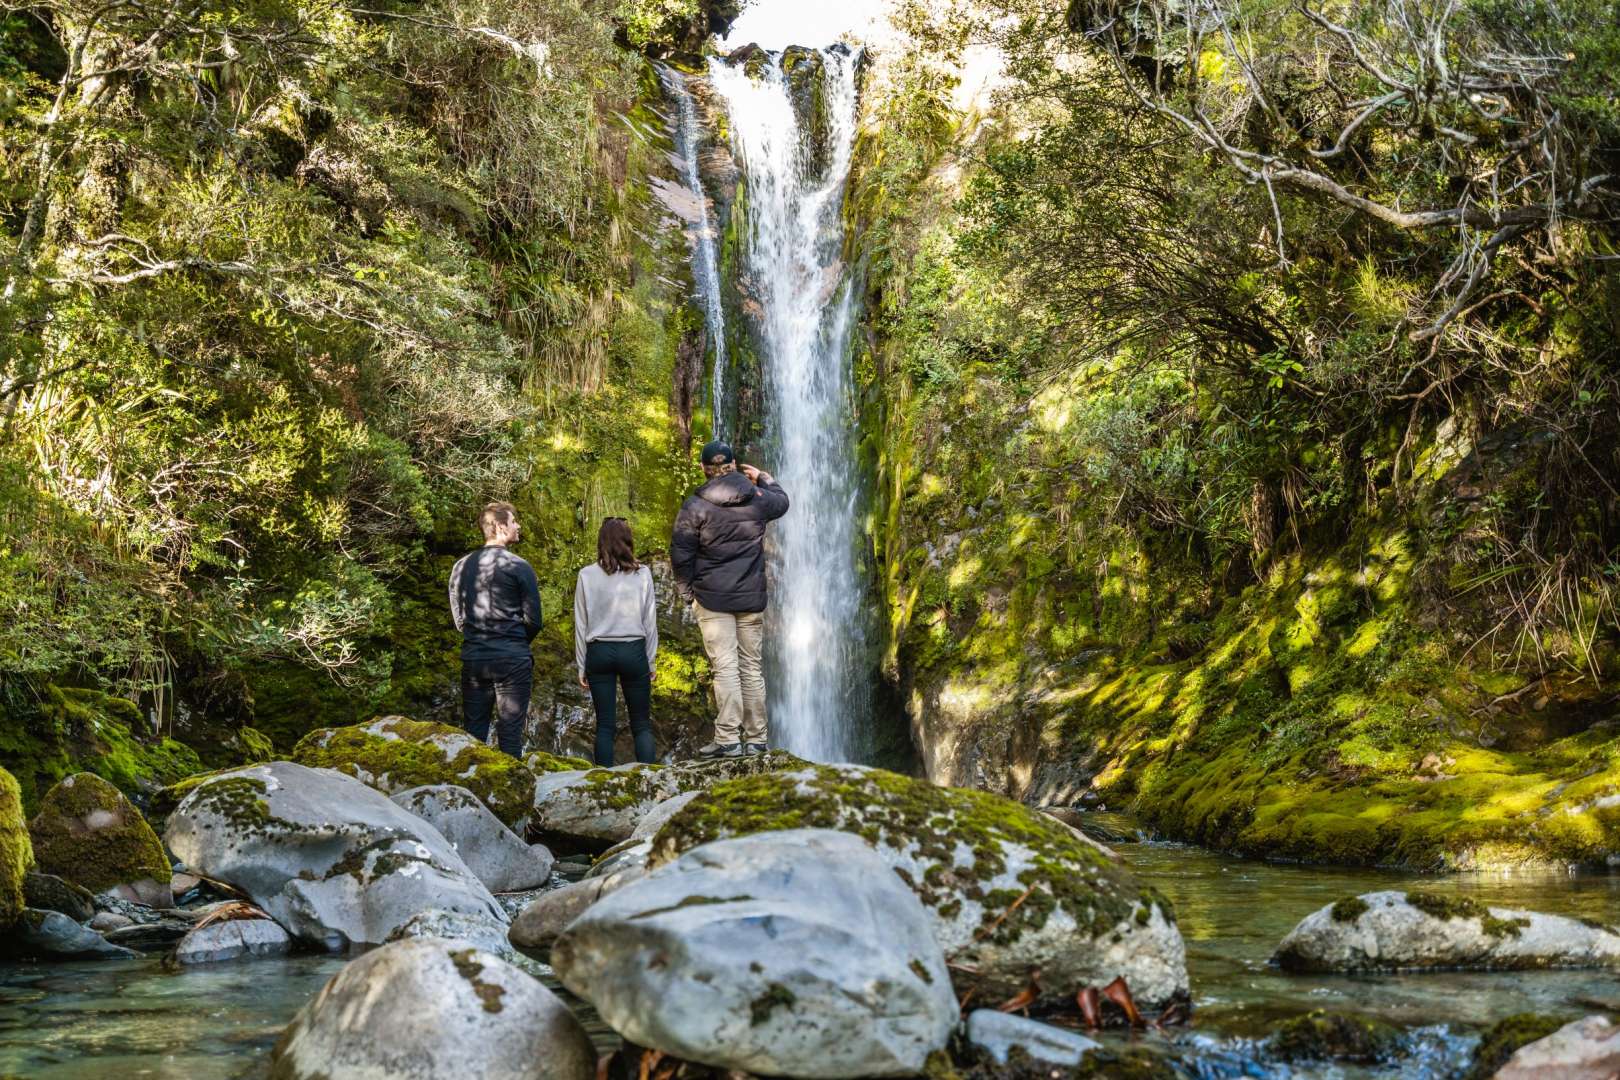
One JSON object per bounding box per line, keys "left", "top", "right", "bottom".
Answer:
{"left": 23, "top": 872, "right": 95, "bottom": 923}
{"left": 165, "top": 762, "right": 504, "bottom": 950}
{"left": 390, "top": 784, "right": 553, "bottom": 893}
{"left": 271, "top": 938, "right": 595, "bottom": 1080}
{"left": 553, "top": 829, "right": 956, "bottom": 1079}
{"left": 291, "top": 716, "right": 536, "bottom": 832}
{"left": 649, "top": 763, "right": 1188, "bottom": 1009}
{"left": 27, "top": 773, "right": 171, "bottom": 908}
{"left": 0, "top": 768, "right": 29, "bottom": 926}
{"left": 1494, "top": 1015, "right": 1620, "bottom": 1080}
{"left": 1273, "top": 890, "right": 1620, "bottom": 973}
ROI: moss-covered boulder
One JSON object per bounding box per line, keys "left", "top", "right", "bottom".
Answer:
{"left": 1265, "top": 1010, "right": 1401, "bottom": 1064}
{"left": 1460, "top": 1013, "right": 1571, "bottom": 1080}
{"left": 292, "top": 716, "right": 535, "bottom": 832}
{"left": 28, "top": 772, "right": 171, "bottom": 908}
{"left": 1273, "top": 890, "right": 1620, "bottom": 972}
{"left": 648, "top": 763, "right": 1187, "bottom": 1008}
{"left": 0, "top": 767, "right": 32, "bottom": 925}
{"left": 531, "top": 751, "right": 807, "bottom": 852}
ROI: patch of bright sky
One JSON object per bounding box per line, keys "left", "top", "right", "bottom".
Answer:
{"left": 722, "top": 0, "right": 890, "bottom": 49}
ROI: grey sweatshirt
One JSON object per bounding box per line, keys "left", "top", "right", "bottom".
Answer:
{"left": 573, "top": 563, "right": 658, "bottom": 675}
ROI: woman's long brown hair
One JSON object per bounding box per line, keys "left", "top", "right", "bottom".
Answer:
{"left": 597, "top": 516, "right": 640, "bottom": 574}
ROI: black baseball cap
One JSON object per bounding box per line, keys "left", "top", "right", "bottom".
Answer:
{"left": 701, "top": 440, "right": 735, "bottom": 466}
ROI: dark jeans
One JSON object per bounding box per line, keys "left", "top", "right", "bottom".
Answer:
{"left": 585, "top": 639, "right": 655, "bottom": 766}
{"left": 461, "top": 654, "right": 532, "bottom": 758}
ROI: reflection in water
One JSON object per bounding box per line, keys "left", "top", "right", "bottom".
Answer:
{"left": 2, "top": 819, "right": 1615, "bottom": 1078}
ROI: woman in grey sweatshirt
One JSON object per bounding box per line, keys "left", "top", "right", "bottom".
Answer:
{"left": 574, "top": 517, "right": 658, "bottom": 765}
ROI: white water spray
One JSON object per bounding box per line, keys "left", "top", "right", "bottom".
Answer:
{"left": 709, "top": 47, "right": 866, "bottom": 762}
{"left": 658, "top": 66, "right": 730, "bottom": 435}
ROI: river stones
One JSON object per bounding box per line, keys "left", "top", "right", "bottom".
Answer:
{"left": 387, "top": 908, "right": 519, "bottom": 960}
{"left": 271, "top": 938, "right": 595, "bottom": 1080}
{"left": 174, "top": 917, "right": 291, "bottom": 964}
{"left": 165, "top": 762, "right": 505, "bottom": 950}
{"left": 0, "top": 767, "right": 30, "bottom": 926}
{"left": 509, "top": 877, "right": 619, "bottom": 951}
{"left": 555, "top": 828, "right": 956, "bottom": 1078}
{"left": 292, "top": 716, "right": 536, "bottom": 831}
{"left": 964, "top": 1010, "right": 1101, "bottom": 1066}
{"left": 22, "top": 871, "right": 96, "bottom": 923}
{"left": 648, "top": 763, "right": 1187, "bottom": 1008}
{"left": 7, "top": 908, "right": 136, "bottom": 959}
{"left": 1273, "top": 891, "right": 1620, "bottom": 973}
{"left": 28, "top": 773, "right": 172, "bottom": 908}
{"left": 390, "top": 784, "right": 553, "bottom": 892}
{"left": 531, "top": 751, "right": 806, "bottom": 852}
{"left": 1494, "top": 1015, "right": 1620, "bottom": 1080}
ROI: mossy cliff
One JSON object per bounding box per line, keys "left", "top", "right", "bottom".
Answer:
{"left": 0, "top": 767, "right": 31, "bottom": 925}
{"left": 843, "top": 30, "right": 1620, "bottom": 871}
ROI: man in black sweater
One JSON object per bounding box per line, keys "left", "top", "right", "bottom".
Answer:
{"left": 449, "top": 501, "right": 541, "bottom": 757}
{"left": 671, "top": 440, "right": 790, "bottom": 758}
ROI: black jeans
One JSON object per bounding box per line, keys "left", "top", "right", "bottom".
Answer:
{"left": 585, "top": 639, "right": 655, "bottom": 766}
{"left": 461, "top": 654, "right": 532, "bottom": 758}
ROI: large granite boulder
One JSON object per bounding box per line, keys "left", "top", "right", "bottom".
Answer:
{"left": 391, "top": 785, "right": 553, "bottom": 892}
{"left": 292, "top": 716, "right": 535, "bottom": 831}
{"left": 271, "top": 938, "right": 595, "bottom": 1080}
{"left": 28, "top": 773, "right": 171, "bottom": 908}
{"left": 648, "top": 763, "right": 1187, "bottom": 1008}
{"left": 165, "top": 762, "right": 504, "bottom": 950}
{"left": 1274, "top": 891, "right": 1620, "bottom": 973}
{"left": 531, "top": 751, "right": 805, "bottom": 852}
{"left": 0, "top": 768, "right": 31, "bottom": 926}
{"left": 554, "top": 828, "right": 956, "bottom": 1078}
{"left": 1495, "top": 1015, "right": 1620, "bottom": 1080}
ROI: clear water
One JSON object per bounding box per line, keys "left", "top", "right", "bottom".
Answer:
{"left": 707, "top": 47, "right": 868, "bottom": 763}
{"left": 3, "top": 821, "right": 1615, "bottom": 1077}
{"left": 657, "top": 65, "right": 730, "bottom": 437}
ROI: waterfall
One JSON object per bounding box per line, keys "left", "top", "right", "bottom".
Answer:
{"left": 709, "top": 46, "right": 866, "bottom": 762}
{"left": 657, "top": 66, "right": 729, "bottom": 436}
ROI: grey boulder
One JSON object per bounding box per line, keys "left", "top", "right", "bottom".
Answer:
{"left": 391, "top": 784, "right": 554, "bottom": 892}
{"left": 964, "top": 1009, "right": 1101, "bottom": 1066}
{"left": 1274, "top": 891, "right": 1620, "bottom": 973}
{"left": 9, "top": 908, "right": 136, "bottom": 959}
{"left": 1495, "top": 1015, "right": 1620, "bottom": 1080}
{"left": 509, "top": 877, "right": 618, "bottom": 951}
{"left": 553, "top": 828, "right": 956, "bottom": 1079}
{"left": 165, "top": 762, "right": 505, "bottom": 951}
{"left": 271, "top": 938, "right": 595, "bottom": 1080}
{"left": 629, "top": 790, "right": 701, "bottom": 841}
{"left": 388, "top": 908, "right": 519, "bottom": 959}
{"left": 174, "top": 917, "right": 291, "bottom": 964}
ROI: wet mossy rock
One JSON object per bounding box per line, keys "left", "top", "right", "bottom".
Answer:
{"left": 27, "top": 772, "right": 171, "bottom": 907}
{"left": 530, "top": 750, "right": 808, "bottom": 852}
{"left": 649, "top": 763, "right": 1188, "bottom": 1008}
{"left": 1274, "top": 890, "right": 1620, "bottom": 973}
{"left": 0, "top": 767, "right": 32, "bottom": 925}
{"left": 292, "top": 717, "right": 535, "bottom": 832}
{"left": 1266, "top": 1010, "right": 1401, "bottom": 1064}
{"left": 1461, "top": 1013, "right": 1572, "bottom": 1080}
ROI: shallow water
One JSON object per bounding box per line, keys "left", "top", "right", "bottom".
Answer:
{"left": 2, "top": 822, "right": 1615, "bottom": 1078}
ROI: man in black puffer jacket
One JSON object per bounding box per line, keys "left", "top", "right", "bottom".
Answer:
{"left": 671, "top": 440, "right": 790, "bottom": 758}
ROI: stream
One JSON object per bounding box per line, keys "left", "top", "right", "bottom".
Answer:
{"left": 3, "top": 811, "right": 1614, "bottom": 1078}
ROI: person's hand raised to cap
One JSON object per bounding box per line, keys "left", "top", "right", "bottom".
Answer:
{"left": 741, "top": 463, "right": 771, "bottom": 485}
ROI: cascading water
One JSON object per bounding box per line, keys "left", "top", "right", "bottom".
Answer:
{"left": 708, "top": 47, "right": 867, "bottom": 762}
{"left": 657, "top": 66, "right": 730, "bottom": 435}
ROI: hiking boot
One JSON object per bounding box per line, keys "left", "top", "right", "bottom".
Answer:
{"left": 745, "top": 743, "right": 769, "bottom": 755}
{"left": 697, "top": 742, "right": 742, "bottom": 759}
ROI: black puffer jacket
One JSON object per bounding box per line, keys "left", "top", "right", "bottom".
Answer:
{"left": 670, "top": 472, "right": 790, "bottom": 613}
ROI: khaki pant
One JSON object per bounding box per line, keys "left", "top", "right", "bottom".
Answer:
{"left": 694, "top": 601, "right": 766, "bottom": 745}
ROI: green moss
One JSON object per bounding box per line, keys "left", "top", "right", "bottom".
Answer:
{"left": 1460, "top": 1013, "right": 1569, "bottom": 1080}
{"left": 0, "top": 768, "right": 32, "bottom": 925}
{"left": 748, "top": 982, "right": 796, "bottom": 1026}
{"left": 235, "top": 727, "right": 276, "bottom": 763}
{"left": 909, "top": 957, "right": 934, "bottom": 984}
{"left": 1267, "top": 1010, "right": 1400, "bottom": 1064}
{"left": 449, "top": 947, "right": 506, "bottom": 1015}
{"left": 1330, "top": 896, "right": 1369, "bottom": 923}
{"left": 526, "top": 751, "right": 593, "bottom": 773}
{"left": 1403, "top": 892, "right": 1530, "bottom": 937}
{"left": 26, "top": 772, "right": 170, "bottom": 894}
{"left": 292, "top": 717, "right": 536, "bottom": 830}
